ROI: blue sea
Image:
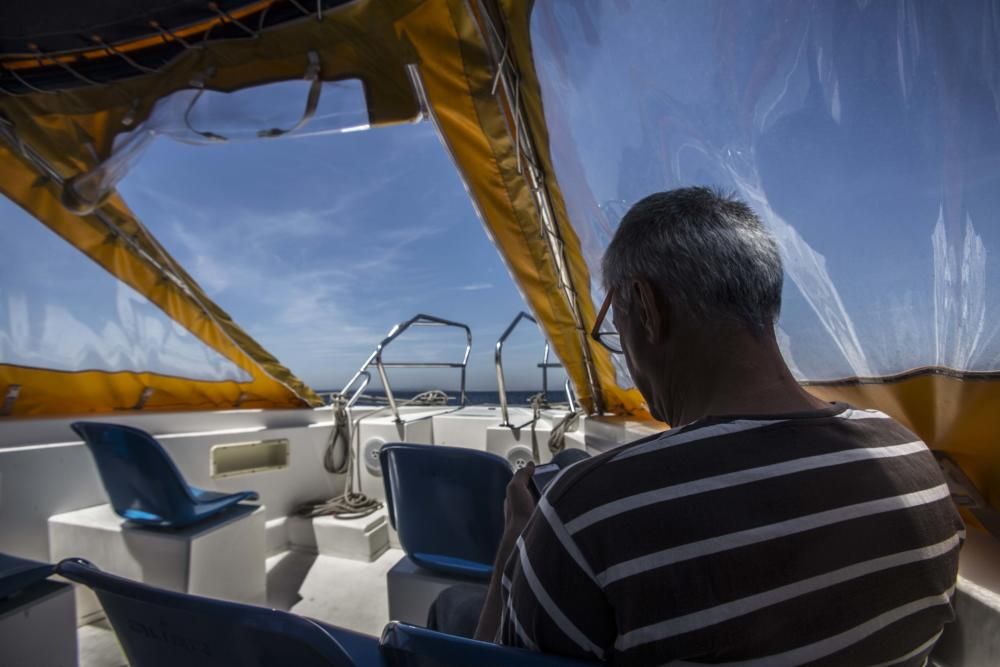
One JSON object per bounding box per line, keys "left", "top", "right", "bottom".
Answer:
{"left": 318, "top": 388, "right": 551, "bottom": 406}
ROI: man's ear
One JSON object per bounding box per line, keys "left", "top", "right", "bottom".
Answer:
{"left": 634, "top": 279, "right": 668, "bottom": 343}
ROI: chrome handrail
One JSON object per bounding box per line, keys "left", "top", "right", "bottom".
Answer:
{"left": 495, "top": 311, "right": 540, "bottom": 428}
{"left": 341, "top": 314, "right": 472, "bottom": 423}
{"left": 341, "top": 370, "right": 372, "bottom": 409}
{"left": 538, "top": 343, "right": 560, "bottom": 399}
{"left": 497, "top": 312, "right": 583, "bottom": 427}
{"left": 563, "top": 377, "right": 579, "bottom": 413}
{"left": 541, "top": 342, "right": 579, "bottom": 410}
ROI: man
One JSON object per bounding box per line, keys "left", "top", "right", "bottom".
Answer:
{"left": 474, "top": 188, "right": 964, "bottom": 665}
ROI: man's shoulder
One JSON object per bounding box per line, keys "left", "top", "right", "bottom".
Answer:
{"left": 542, "top": 404, "right": 916, "bottom": 508}
{"left": 541, "top": 426, "right": 685, "bottom": 504}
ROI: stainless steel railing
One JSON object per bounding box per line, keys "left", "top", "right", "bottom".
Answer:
{"left": 339, "top": 370, "right": 372, "bottom": 409}
{"left": 341, "top": 314, "right": 472, "bottom": 423}
{"left": 563, "top": 376, "right": 579, "bottom": 413}
{"left": 539, "top": 343, "right": 560, "bottom": 400}
{"left": 541, "top": 343, "right": 580, "bottom": 412}
{"left": 495, "top": 311, "right": 538, "bottom": 427}
{"left": 495, "top": 312, "right": 580, "bottom": 427}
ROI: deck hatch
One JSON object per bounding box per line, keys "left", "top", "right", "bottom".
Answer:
{"left": 210, "top": 438, "right": 289, "bottom": 478}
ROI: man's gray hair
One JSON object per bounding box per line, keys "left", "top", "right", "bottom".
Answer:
{"left": 602, "top": 187, "right": 783, "bottom": 332}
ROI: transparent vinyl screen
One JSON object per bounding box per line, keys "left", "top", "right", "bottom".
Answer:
{"left": 116, "top": 82, "right": 544, "bottom": 393}
{"left": 0, "top": 197, "right": 251, "bottom": 382}
{"left": 532, "top": 0, "right": 1000, "bottom": 383}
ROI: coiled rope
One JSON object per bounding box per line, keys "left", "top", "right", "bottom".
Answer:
{"left": 295, "top": 390, "right": 452, "bottom": 520}
{"left": 321, "top": 398, "right": 351, "bottom": 475}
{"left": 527, "top": 392, "right": 583, "bottom": 461}
{"left": 547, "top": 407, "right": 582, "bottom": 454}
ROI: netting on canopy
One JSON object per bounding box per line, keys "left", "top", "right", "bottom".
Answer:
{"left": 65, "top": 79, "right": 371, "bottom": 214}
{"left": 532, "top": 0, "right": 1000, "bottom": 384}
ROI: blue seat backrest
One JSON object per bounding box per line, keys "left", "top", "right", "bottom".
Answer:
{"left": 380, "top": 444, "right": 512, "bottom": 579}
{"left": 57, "top": 558, "right": 361, "bottom": 667}
{"left": 71, "top": 422, "right": 194, "bottom": 525}
{"left": 0, "top": 553, "right": 55, "bottom": 600}
{"left": 380, "top": 621, "right": 603, "bottom": 667}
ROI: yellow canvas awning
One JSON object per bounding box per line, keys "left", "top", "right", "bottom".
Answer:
{"left": 0, "top": 0, "right": 629, "bottom": 417}
{"left": 0, "top": 140, "right": 322, "bottom": 413}
{"left": 0, "top": 1, "right": 997, "bottom": 525}
{"left": 0, "top": 0, "right": 430, "bottom": 415}
{"left": 394, "top": 0, "right": 644, "bottom": 417}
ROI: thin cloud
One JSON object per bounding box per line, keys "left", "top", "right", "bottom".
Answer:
{"left": 114, "top": 120, "right": 539, "bottom": 390}
{"left": 124, "top": 189, "right": 389, "bottom": 386}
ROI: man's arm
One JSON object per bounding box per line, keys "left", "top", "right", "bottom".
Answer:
{"left": 474, "top": 463, "right": 536, "bottom": 642}
{"left": 476, "top": 463, "right": 615, "bottom": 660}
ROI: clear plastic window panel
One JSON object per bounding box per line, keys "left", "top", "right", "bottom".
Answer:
{"left": 0, "top": 197, "right": 251, "bottom": 382}
{"left": 69, "top": 79, "right": 372, "bottom": 213}
{"left": 532, "top": 0, "right": 1000, "bottom": 382}
{"left": 118, "top": 91, "right": 535, "bottom": 393}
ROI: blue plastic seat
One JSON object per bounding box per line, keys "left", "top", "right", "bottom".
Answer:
{"left": 57, "top": 558, "right": 382, "bottom": 667}
{"left": 71, "top": 421, "right": 258, "bottom": 528}
{"left": 380, "top": 621, "right": 603, "bottom": 667}
{"left": 380, "top": 444, "right": 512, "bottom": 580}
{"left": 0, "top": 553, "right": 54, "bottom": 600}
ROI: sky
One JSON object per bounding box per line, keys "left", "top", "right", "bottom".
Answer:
{"left": 0, "top": 79, "right": 569, "bottom": 397}
{"left": 113, "top": 118, "right": 566, "bottom": 392}
{"left": 3, "top": 0, "right": 998, "bottom": 397}
{"left": 531, "top": 0, "right": 1000, "bottom": 379}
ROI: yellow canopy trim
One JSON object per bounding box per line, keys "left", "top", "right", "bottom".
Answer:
{"left": 0, "top": 2, "right": 424, "bottom": 178}
{"left": 0, "top": 0, "right": 433, "bottom": 416}
{"left": 2, "top": 0, "right": 997, "bottom": 528}
{"left": 498, "top": 0, "right": 647, "bottom": 417}
{"left": 808, "top": 369, "right": 1000, "bottom": 521}
{"left": 0, "top": 140, "right": 321, "bottom": 416}
{"left": 1, "top": 2, "right": 274, "bottom": 70}
{"left": 0, "top": 365, "right": 284, "bottom": 415}
{"left": 395, "top": 0, "right": 645, "bottom": 416}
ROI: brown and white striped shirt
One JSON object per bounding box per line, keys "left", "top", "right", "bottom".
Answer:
{"left": 498, "top": 403, "right": 964, "bottom": 666}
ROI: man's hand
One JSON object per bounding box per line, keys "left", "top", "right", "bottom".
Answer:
{"left": 505, "top": 462, "right": 537, "bottom": 530}
{"left": 475, "top": 461, "right": 539, "bottom": 642}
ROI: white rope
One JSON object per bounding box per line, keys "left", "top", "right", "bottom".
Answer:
{"left": 548, "top": 408, "right": 582, "bottom": 455}
{"left": 296, "top": 390, "right": 453, "bottom": 520}
{"left": 527, "top": 392, "right": 584, "bottom": 460}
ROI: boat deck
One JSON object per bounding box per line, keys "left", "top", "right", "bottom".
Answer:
{"left": 79, "top": 547, "right": 403, "bottom": 666}
{"left": 1, "top": 405, "right": 645, "bottom": 667}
